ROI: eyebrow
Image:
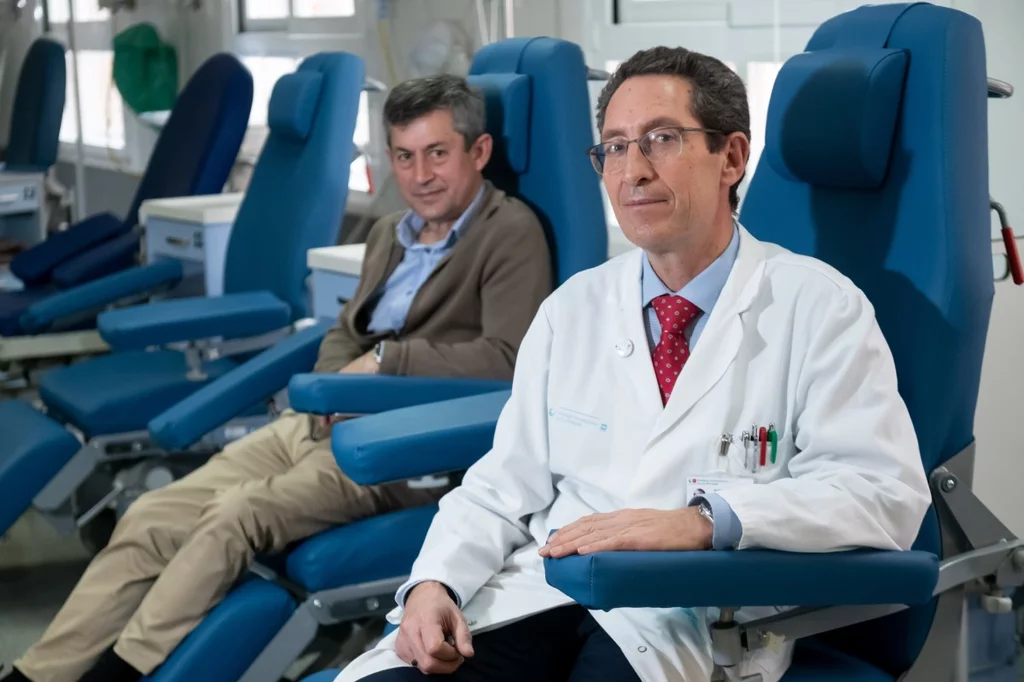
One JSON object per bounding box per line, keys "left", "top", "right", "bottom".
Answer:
{"left": 602, "top": 116, "right": 685, "bottom": 141}
{"left": 393, "top": 141, "right": 449, "bottom": 154}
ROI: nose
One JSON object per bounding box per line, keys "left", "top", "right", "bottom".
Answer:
{"left": 621, "top": 141, "right": 655, "bottom": 186}
{"left": 413, "top": 155, "right": 434, "bottom": 185}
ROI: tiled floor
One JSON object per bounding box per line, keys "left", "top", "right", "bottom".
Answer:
{"left": 0, "top": 560, "right": 88, "bottom": 668}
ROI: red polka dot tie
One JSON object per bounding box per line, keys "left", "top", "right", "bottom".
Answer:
{"left": 651, "top": 294, "right": 701, "bottom": 405}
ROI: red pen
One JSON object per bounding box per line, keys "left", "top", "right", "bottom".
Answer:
{"left": 759, "top": 427, "right": 767, "bottom": 467}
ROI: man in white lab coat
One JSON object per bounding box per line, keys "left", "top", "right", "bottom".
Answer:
{"left": 334, "top": 46, "right": 932, "bottom": 682}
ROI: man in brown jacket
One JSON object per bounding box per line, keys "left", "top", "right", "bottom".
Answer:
{"left": 7, "top": 75, "right": 552, "bottom": 682}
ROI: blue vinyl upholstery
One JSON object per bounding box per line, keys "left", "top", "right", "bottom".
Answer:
{"left": 268, "top": 70, "right": 324, "bottom": 142}
{"left": 5, "top": 37, "right": 65, "bottom": 172}
{"left": 288, "top": 374, "right": 511, "bottom": 416}
{"left": 742, "top": 4, "right": 990, "bottom": 677}
{"left": 330, "top": 390, "right": 512, "bottom": 485}
{"left": 98, "top": 291, "right": 291, "bottom": 350}
{"left": 38, "top": 351, "right": 240, "bottom": 438}
{"left": 144, "top": 580, "right": 296, "bottom": 682}
{"left": 286, "top": 506, "right": 439, "bottom": 592}
{"left": 149, "top": 321, "right": 332, "bottom": 451}
{"left": 9, "top": 212, "right": 124, "bottom": 288}
{"left": 469, "top": 38, "right": 606, "bottom": 285}
{"left": 222, "top": 53, "right": 363, "bottom": 320}
{"left": 544, "top": 549, "right": 939, "bottom": 610}
{"left": 0, "top": 400, "right": 80, "bottom": 537}
{"left": 19, "top": 259, "right": 184, "bottom": 335}
{"left": 0, "top": 53, "right": 252, "bottom": 335}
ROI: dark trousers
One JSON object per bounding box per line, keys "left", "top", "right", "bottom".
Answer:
{"left": 361, "top": 605, "right": 642, "bottom": 682}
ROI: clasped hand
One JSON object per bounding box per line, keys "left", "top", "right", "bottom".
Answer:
{"left": 539, "top": 507, "right": 713, "bottom": 558}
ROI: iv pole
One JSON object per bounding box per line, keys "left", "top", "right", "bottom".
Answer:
{"left": 64, "top": 0, "right": 88, "bottom": 219}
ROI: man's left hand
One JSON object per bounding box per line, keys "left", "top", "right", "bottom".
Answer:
{"left": 339, "top": 350, "right": 380, "bottom": 375}
{"left": 539, "top": 508, "right": 713, "bottom": 558}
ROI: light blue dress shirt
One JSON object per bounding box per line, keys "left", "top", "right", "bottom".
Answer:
{"left": 367, "top": 184, "right": 486, "bottom": 334}
{"left": 641, "top": 224, "right": 743, "bottom": 550}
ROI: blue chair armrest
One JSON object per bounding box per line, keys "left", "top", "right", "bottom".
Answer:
{"left": 149, "top": 321, "right": 331, "bottom": 450}
{"left": 287, "top": 373, "right": 512, "bottom": 415}
{"left": 97, "top": 291, "right": 292, "bottom": 350}
{"left": 19, "top": 259, "right": 183, "bottom": 334}
{"left": 544, "top": 549, "right": 939, "bottom": 610}
{"left": 50, "top": 230, "right": 141, "bottom": 289}
{"left": 331, "top": 390, "right": 511, "bottom": 485}
{"left": 10, "top": 212, "right": 124, "bottom": 286}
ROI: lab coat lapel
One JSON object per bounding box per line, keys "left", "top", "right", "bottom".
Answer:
{"left": 615, "top": 250, "right": 666, "bottom": 420}
{"left": 648, "top": 228, "right": 767, "bottom": 443}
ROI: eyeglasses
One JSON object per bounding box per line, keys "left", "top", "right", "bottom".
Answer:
{"left": 587, "top": 126, "right": 724, "bottom": 175}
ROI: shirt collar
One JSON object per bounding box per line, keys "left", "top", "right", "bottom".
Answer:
{"left": 641, "top": 222, "right": 741, "bottom": 314}
{"left": 395, "top": 183, "right": 487, "bottom": 249}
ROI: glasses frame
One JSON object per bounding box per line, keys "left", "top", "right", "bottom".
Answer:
{"left": 587, "top": 125, "right": 725, "bottom": 175}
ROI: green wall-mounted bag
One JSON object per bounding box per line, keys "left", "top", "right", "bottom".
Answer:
{"left": 112, "top": 22, "right": 178, "bottom": 114}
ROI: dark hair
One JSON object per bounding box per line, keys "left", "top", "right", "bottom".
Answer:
{"left": 596, "top": 46, "right": 751, "bottom": 211}
{"left": 383, "top": 74, "right": 486, "bottom": 151}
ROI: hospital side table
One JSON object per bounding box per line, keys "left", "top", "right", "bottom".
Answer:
{"left": 141, "top": 193, "right": 243, "bottom": 298}
{"left": 308, "top": 243, "right": 364, "bottom": 323}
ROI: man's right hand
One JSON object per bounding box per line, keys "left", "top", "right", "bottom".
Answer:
{"left": 396, "top": 581, "right": 475, "bottom": 674}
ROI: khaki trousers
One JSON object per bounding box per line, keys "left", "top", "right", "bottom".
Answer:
{"left": 15, "top": 411, "right": 443, "bottom": 682}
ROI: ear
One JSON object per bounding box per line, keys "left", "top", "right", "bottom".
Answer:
{"left": 721, "top": 131, "right": 750, "bottom": 190}
{"left": 470, "top": 132, "right": 494, "bottom": 172}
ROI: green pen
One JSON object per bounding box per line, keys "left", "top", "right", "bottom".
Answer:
{"left": 768, "top": 423, "right": 778, "bottom": 464}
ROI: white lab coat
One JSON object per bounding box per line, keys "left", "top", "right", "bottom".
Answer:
{"left": 335, "top": 225, "right": 932, "bottom": 682}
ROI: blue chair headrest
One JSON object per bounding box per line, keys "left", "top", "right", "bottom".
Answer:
{"left": 268, "top": 71, "right": 325, "bottom": 142}
{"left": 765, "top": 47, "right": 908, "bottom": 189}
{"left": 466, "top": 73, "right": 531, "bottom": 175}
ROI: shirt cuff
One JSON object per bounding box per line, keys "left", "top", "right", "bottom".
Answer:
{"left": 396, "top": 579, "right": 462, "bottom": 609}
{"left": 689, "top": 493, "right": 742, "bottom": 550}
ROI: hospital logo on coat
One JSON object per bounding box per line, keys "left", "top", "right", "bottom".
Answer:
{"left": 550, "top": 407, "right": 607, "bottom": 432}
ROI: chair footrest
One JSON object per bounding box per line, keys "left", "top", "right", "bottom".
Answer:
{"left": 0, "top": 400, "right": 80, "bottom": 535}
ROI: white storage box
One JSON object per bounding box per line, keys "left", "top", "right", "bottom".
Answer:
{"left": 307, "top": 244, "right": 365, "bottom": 323}
{"left": 0, "top": 171, "right": 47, "bottom": 247}
{"left": 141, "top": 193, "right": 244, "bottom": 298}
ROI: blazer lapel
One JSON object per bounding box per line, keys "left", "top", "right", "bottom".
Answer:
{"left": 402, "top": 185, "right": 503, "bottom": 331}
{"left": 647, "top": 228, "right": 768, "bottom": 446}
{"left": 351, "top": 235, "right": 404, "bottom": 330}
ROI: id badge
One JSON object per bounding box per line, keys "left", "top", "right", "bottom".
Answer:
{"left": 686, "top": 474, "right": 755, "bottom": 504}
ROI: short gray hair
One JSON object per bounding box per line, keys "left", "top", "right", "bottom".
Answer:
{"left": 383, "top": 74, "right": 487, "bottom": 151}
{"left": 596, "top": 47, "right": 751, "bottom": 211}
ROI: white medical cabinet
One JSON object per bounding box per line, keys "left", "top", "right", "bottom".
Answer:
{"left": 0, "top": 171, "right": 47, "bottom": 247}
{"left": 307, "top": 244, "right": 365, "bottom": 323}
{"left": 141, "top": 193, "right": 244, "bottom": 298}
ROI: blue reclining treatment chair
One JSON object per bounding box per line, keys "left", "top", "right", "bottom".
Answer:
{"left": 4, "top": 37, "right": 65, "bottom": 172}
{"left": 0, "top": 52, "right": 252, "bottom": 340}
{"left": 0, "top": 52, "right": 364, "bottom": 547}
{"left": 131, "top": 36, "right": 608, "bottom": 682}
{"left": 299, "top": 4, "right": 1024, "bottom": 682}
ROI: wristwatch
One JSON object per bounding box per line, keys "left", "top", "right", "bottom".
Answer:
{"left": 697, "top": 499, "right": 715, "bottom": 526}
{"left": 373, "top": 341, "right": 385, "bottom": 364}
